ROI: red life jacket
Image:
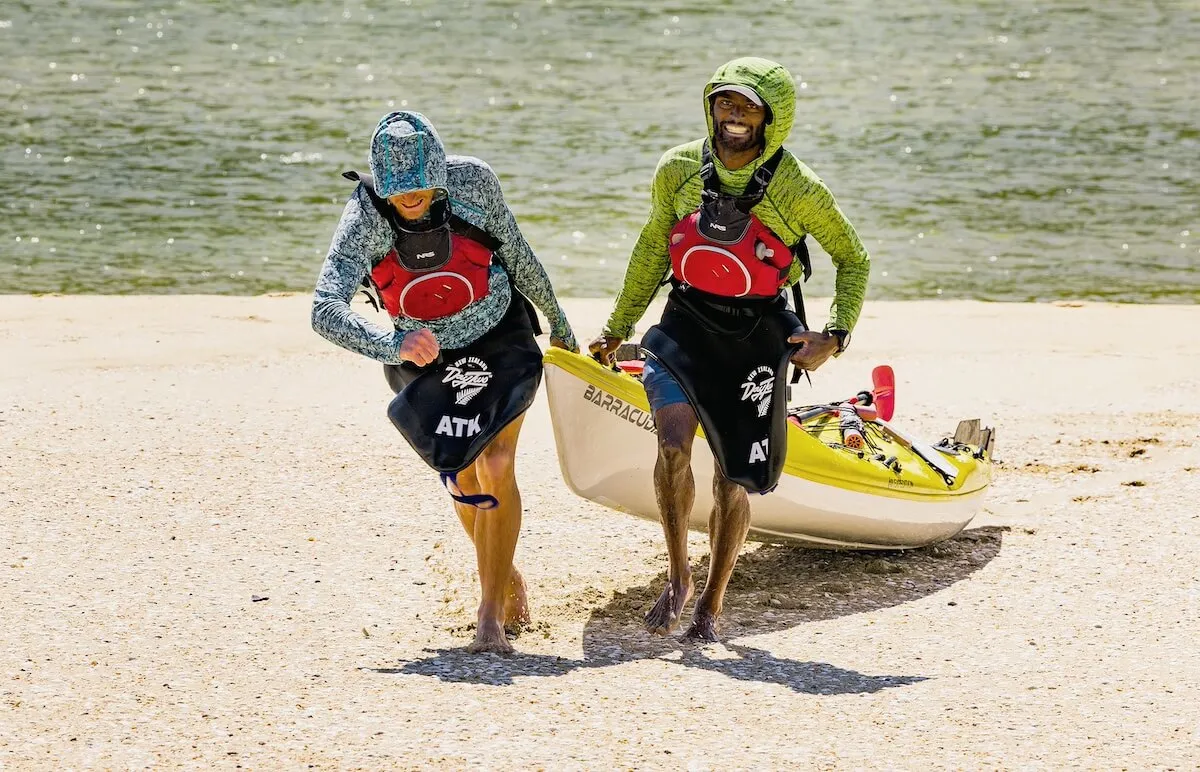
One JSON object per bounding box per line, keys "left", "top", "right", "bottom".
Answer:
{"left": 668, "top": 145, "right": 797, "bottom": 299}
{"left": 342, "top": 170, "right": 503, "bottom": 321}
{"left": 369, "top": 235, "right": 492, "bottom": 320}
{"left": 669, "top": 213, "right": 792, "bottom": 298}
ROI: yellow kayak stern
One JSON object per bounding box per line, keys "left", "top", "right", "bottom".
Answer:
{"left": 543, "top": 348, "right": 994, "bottom": 550}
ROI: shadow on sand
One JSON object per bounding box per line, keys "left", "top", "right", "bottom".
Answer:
{"left": 372, "top": 526, "right": 1006, "bottom": 693}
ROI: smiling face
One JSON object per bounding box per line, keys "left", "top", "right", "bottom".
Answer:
{"left": 387, "top": 189, "right": 436, "bottom": 221}
{"left": 711, "top": 90, "right": 767, "bottom": 154}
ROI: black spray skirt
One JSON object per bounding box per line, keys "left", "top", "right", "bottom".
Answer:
{"left": 383, "top": 295, "right": 542, "bottom": 474}
{"left": 640, "top": 285, "right": 801, "bottom": 494}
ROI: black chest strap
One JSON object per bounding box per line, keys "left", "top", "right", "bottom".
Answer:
{"left": 697, "top": 146, "right": 809, "bottom": 280}
{"left": 341, "top": 170, "right": 502, "bottom": 253}
{"left": 699, "top": 142, "right": 784, "bottom": 209}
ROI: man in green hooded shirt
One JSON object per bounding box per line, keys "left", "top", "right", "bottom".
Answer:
{"left": 589, "top": 57, "right": 870, "bottom": 641}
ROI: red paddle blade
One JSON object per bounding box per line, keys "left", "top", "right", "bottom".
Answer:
{"left": 871, "top": 365, "right": 896, "bottom": 421}
{"left": 616, "top": 360, "right": 645, "bottom": 375}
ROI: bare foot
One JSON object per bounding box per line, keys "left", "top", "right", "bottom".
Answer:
{"left": 683, "top": 608, "right": 720, "bottom": 642}
{"left": 644, "top": 573, "right": 694, "bottom": 635}
{"left": 504, "top": 568, "right": 530, "bottom": 633}
{"left": 467, "top": 617, "right": 514, "bottom": 655}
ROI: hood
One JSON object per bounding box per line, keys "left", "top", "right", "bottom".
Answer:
{"left": 703, "top": 57, "right": 796, "bottom": 179}
{"left": 368, "top": 111, "right": 448, "bottom": 199}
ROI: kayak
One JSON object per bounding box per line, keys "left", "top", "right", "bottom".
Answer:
{"left": 543, "top": 348, "right": 995, "bottom": 550}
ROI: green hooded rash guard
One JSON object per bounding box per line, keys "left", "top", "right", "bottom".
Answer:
{"left": 603, "top": 57, "right": 871, "bottom": 342}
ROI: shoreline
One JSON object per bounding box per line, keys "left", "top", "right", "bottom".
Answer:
{"left": 11, "top": 290, "right": 1200, "bottom": 306}
{"left": 2, "top": 294, "right": 1198, "bottom": 767}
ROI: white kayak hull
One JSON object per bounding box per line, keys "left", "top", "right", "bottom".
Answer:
{"left": 545, "top": 352, "right": 992, "bottom": 550}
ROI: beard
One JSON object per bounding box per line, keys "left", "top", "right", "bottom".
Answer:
{"left": 715, "top": 120, "right": 764, "bottom": 153}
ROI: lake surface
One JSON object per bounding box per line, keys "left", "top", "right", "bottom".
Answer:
{"left": 2, "top": 0, "right": 1197, "bottom": 301}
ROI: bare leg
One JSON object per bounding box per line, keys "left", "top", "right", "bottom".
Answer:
{"left": 450, "top": 465, "right": 529, "bottom": 632}
{"left": 644, "top": 403, "right": 698, "bottom": 635}
{"left": 454, "top": 414, "right": 526, "bottom": 654}
{"left": 685, "top": 470, "right": 751, "bottom": 642}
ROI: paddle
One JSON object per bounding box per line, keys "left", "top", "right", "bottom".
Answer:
{"left": 790, "top": 366, "right": 958, "bottom": 482}
{"left": 855, "top": 368, "right": 958, "bottom": 481}
{"left": 870, "top": 365, "right": 895, "bottom": 421}
{"left": 793, "top": 364, "right": 897, "bottom": 423}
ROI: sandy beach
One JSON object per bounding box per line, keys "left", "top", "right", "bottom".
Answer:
{"left": 1, "top": 294, "right": 1198, "bottom": 769}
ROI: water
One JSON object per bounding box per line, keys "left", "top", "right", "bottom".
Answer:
{"left": 2, "top": 0, "right": 1198, "bottom": 301}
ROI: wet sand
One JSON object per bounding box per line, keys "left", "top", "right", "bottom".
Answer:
{"left": 1, "top": 294, "right": 1198, "bottom": 769}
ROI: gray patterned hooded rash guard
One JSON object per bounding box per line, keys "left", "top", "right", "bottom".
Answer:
{"left": 312, "top": 111, "right": 576, "bottom": 362}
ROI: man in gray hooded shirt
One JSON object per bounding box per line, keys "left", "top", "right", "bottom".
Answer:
{"left": 313, "top": 111, "right": 576, "bottom": 654}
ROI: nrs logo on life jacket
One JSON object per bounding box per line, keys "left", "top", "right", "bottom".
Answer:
{"left": 371, "top": 238, "right": 492, "bottom": 321}
{"left": 341, "top": 170, "right": 503, "bottom": 321}
{"left": 668, "top": 144, "right": 794, "bottom": 298}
